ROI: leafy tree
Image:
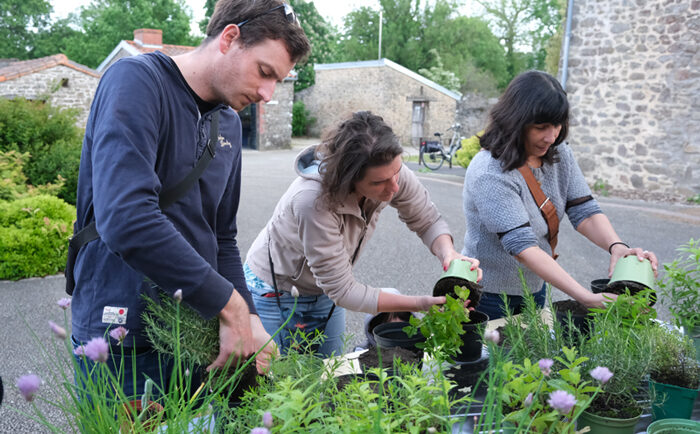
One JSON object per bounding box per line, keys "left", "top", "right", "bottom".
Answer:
{"left": 543, "top": 0, "right": 567, "bottom": 76}
{"left": 475, "top": 0, "right": 562, "bottom": 80}
{"left": 337, "top": 0, "right": 506, "bottom": 90}
{"left": 200, "top": 0, "right": 217, "bottom": 34}
{"left": 418, "top": 49, "right": 460, "bottom": 92}
{"left": 60, "top": 0, "right": 199, "bottom": 68}
{"left": 30, "top": 17, "right": 83, "bottom": 60}
{"left": 289, "top": 0, "right": 338, "bottom": 91}
{"left": 435, "top": 15, "right": 509, "bottom": 89}
{"left": 0, "top": 0, "right": 52, "bottom": 59}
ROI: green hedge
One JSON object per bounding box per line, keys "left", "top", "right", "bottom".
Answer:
{"left": 0, "top": 98, "right": 83, "bottom": 204}
{"left": 0, "top": 195, "right": 75, "bottom": 280}
{"left": 454, "top": 132, "right": 483, "bottom": 168}
{"left": 292, "top": 100, "right": 315, "bottom": 137}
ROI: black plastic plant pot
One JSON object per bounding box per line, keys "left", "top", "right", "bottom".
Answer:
{"left": 456, "top": 311, "right": 489, "bottom": 362}
{"left": 445, "top": 351, "right": 490, "bottom": 398}
{"left": 373, "top": 321, "right": 426, "bottom": 354}
{"left": 590, "top": 278, "right": 610, "bottom": 294}
{"left": 552, "top": 300, "right": 591, "bottom": 337}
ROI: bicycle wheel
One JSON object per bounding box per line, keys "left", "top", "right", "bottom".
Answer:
{"left": 421, "top": 148, "right": 444, "bottom": 170}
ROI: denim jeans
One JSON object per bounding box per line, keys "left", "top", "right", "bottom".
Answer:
{"left": 245, "top": 263, "right": 346, "bottom": 357}
{"left": 477, "top": 283, "right": 547, "bottom": 321}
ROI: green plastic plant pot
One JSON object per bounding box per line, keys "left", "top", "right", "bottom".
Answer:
{"left": 646, "top": 418, "right": 700, "bottom": 433}
{"left": 576, "top": 410, "right": 641, "bottom": 434}
{"left": 433, "top": 259, "right": 481, "bottom": 307}
{"left": 649, "top": 379, "right": 699, "bottom": 421}
{"left": 609, "top": 255, "right": 655, "bottom": 290}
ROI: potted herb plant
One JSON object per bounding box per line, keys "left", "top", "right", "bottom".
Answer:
{"left": 497, "top": 347, "right": 610, "bottom": 433}
{"left": 403, "top": 285, "right": 485, "bottom": 363}
{"left": 648, "top": 325, "right": 700, "bottom": 421}
{"left": 577, "top": 292, "right": 656, "bottom": 434}
{"left": 657, "top": 238, "right": 700, "bottom": 360}
{"left": 142, "top": 292, "right": 260, "bottom": 407}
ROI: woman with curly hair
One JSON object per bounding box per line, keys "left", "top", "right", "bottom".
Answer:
{"left": 245, "top": 111, "right": 481, "bottom": 356}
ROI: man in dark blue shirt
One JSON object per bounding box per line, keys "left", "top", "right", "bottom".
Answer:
{"left": 72, "top": 0, "right": 310, "bottom": 399}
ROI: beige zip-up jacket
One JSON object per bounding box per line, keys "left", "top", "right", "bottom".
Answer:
{"left": 245, "top": 145, "right": 451, "bottom": 314}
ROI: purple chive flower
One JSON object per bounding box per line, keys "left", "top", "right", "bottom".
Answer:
{"left": 83, "top": 337, "right": 110, "bottom": 363}
{"left": 547, "top": 390, "right": 577, "bottom": 414}
{"left": 590, "top": 366, "right": 614, "bottom": 384}
{"left": 539, "top": 358, "right": 554, "bottom": 376}
{"left": 48, "top": 321, "right": 67, "bottom": 340}
{"left": 484, "top": 329, "right": 500, "bottom": 344}
{"left": 173, "top": 289, "right": 183, "bottom": 303}
{"left": 73, "top": 346, "right": 85, "bottom": 357}
{"left": 109, "top": 327, "right": 129, "bottom": 345}
{"left": 16, "top": 374, "right": 41, "bottom": 402}
{"left": 262, "top": 411, "right": 273, "bottom": 428}
{"left": 250, "top": 428, "right": 270, "bottom": 434}
{"left": 57, "top": 298, "right": 71, "bottom": 310}
{"left": 523, "top": 392, "right": 534, "bottom": 407}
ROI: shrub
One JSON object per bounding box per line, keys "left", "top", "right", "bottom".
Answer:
{"left": 0, "top": 195, "right": 75, "bottom": 280}
{"left": 0, "top": 150, "right": 63, "bottom": 200}
{"left": 24, "top": 140, "right": 81, "bottom": 204}
{"left": 292, "top": 100, "right": 315, "bottom": 137}
{"left": 657, "top": 238, "right": 700, "bottom": 330}
{"left": 0, "top": 98, "right": 82, "bottom": 204}
{"left": 454, "top": 132, "right": 483, "bottom": 168}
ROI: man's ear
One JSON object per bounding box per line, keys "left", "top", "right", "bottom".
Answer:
{"left": 219, "top": 24, "right": 241, "bottom": 54}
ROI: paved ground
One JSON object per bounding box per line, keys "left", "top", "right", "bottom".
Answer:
{"left": 1, "top": 141, "right": 699, "bottom": 432}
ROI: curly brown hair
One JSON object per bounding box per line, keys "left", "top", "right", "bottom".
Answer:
{"left": 316, "top": 111, "right": 403, "bottom": 209}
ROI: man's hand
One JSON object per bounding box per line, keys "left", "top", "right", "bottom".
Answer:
{"left": 251, "top": 315, "right": 278, "bottom": 374}
{"left": 207, "top": 290, "right": 255, "bottom": 372}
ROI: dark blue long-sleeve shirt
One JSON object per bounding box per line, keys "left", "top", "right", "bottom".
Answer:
{"left": 72, "top": 52, "right": 255, "bottom": 347}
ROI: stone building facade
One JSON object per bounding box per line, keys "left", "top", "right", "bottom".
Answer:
{"left": 565, "top": 0, "right": 700, "bottom": 198}
{"left": 0, "top": 55, "right": 100, "bottom": 127}
{"left": 297, "top": 59, "right": 460, "bottom": 146}
{"left": 98, "top": 29, "right": 296, "bottom": 150}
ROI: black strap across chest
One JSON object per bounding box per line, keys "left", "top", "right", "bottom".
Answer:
{"left": 65, "top": 111, "right": 220, "bottom": 294}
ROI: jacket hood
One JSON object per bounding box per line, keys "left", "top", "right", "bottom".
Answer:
{"left": 294, "top": 145, "right": 322, "bottom": 181}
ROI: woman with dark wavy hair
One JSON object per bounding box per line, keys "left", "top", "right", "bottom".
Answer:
{"left": 462, "top": 70, "right": 657, "bottom": 320}
{"left": 245, "top": 111, "right": 481, "bottom": 356}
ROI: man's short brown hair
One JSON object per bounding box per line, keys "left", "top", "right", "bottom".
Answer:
{"left": 206, "top": 0, "right": 310, "bottom": 63}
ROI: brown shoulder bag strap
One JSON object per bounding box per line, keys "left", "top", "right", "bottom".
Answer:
{"left": 518, "top": 166, "right": 560, "bottom": 260}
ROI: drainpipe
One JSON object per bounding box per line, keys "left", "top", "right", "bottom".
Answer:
{"left": 560, "top": 0, "right": 575, "bottom": 91}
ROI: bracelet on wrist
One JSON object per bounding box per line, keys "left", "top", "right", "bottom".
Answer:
{"left": 608, "top": 241, "right": 629, "bottom": 254}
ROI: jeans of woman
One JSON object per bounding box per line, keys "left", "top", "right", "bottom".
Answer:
{"left": 245, "top": 263, "right": 346, "bottom": 357}
{"left": 477, "top": 283, "right": 547, "bottom": 321}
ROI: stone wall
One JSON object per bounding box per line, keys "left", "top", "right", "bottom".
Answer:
{"left": 565, "top": 0, "right": 700, "bottom": 198}
{"left": 298, "top": 64, "right": 457, "bottom": 145}
{"left": 257, "top": 80, "right": 295, "bottom": 150}
{"left": 0, "top": 65, "right": 99, "bottom": 127}
{"left": 455, "top": 92, "right": 498, "bottom": 138}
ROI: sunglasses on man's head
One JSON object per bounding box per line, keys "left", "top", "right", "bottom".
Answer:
{"left": 237, "top": 3, "right": 297, "bottom": 27}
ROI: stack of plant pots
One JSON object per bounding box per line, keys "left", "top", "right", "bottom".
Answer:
{"left": 432, "top": 259, "right": 490, "bottom": 397}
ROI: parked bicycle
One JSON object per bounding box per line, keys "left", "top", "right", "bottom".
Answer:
{"left": 419, "top": 123, "right": 464, "bottom": 170}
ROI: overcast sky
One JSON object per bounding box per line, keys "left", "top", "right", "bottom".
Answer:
{"left": 50, "top": 0, "right": 381, "bottom": 33}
